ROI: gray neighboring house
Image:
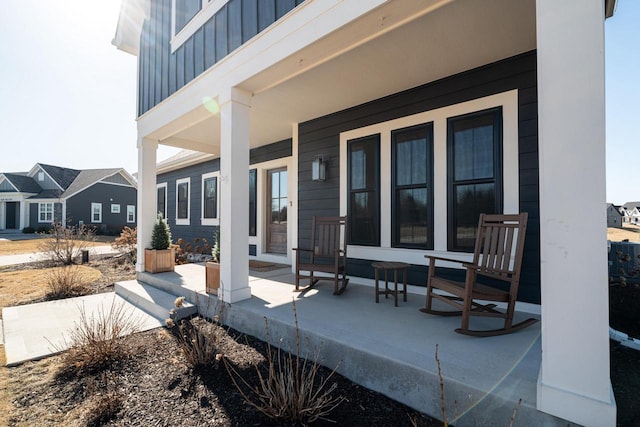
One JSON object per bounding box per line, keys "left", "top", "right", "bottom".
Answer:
{"left": 0, "top": 163, "right": 137, "bottom": 233}
{"left": 606, "top": 203, "right": 623, "bottom": 228}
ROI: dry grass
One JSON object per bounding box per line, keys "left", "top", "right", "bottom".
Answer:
{"left": 0, "top": 237, "right": 113, "bottom": 256}
{"left": 0, "top": 266, "right": 102, "bottom": 319}
{"left": 608, "top": 224, "right": 640, "bottom": 243}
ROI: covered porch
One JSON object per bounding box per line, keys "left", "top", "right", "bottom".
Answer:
{"left": 137, "top": 263, "right": 552, "bottom": 426}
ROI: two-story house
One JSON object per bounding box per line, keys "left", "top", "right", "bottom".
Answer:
{"left": 113, "top": 1, "right": 618, "bottom": 425}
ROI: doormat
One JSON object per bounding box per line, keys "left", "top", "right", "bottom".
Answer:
{"left": 249, "top": 260, "right": 290, "bottom": 272}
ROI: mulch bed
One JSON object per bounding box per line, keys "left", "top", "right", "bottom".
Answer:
{"left": 8, "top": 322, "right": 441, "bottom": 426}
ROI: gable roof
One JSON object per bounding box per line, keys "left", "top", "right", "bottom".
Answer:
{"left": 38, "top": 164, "right": 81, "bottom": 190}
{"left": 2, "top": 173, "right": 41, "bottom": 193}
{"left": 61, "top": 168, "right": 136, "bottom": 199}
{"left": 622, "top": 202, "right": 640, "bottom": 210}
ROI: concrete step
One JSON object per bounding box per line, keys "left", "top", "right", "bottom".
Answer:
{"left": 115, "top": 280, "right": 197, "bottom": 322}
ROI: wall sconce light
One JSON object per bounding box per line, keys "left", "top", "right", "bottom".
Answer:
{"left": 312, "top": 155, "right": 326, "bottom": 181}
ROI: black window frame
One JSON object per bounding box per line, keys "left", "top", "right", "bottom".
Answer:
{"left": 347, "top": 134, "right": 380, "bottom": 246}
{"left": 447, "top": 107, "right": 503, "bottom": 252}
{"left": 157, "top": 185, "right": 167, "bottom": 219}
{"left": 203, "top": 176, "right": 218, "bottom": 219}
{"left": 177, "top": 180, "right": 190, "bottom": 220}
{"left": 249, "top": 168, "right": 257, "bottom": 236}
{"left": 391, "top": 123, "right": 434, "bottom": 250}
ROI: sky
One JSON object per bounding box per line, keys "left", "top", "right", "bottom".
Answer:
{"left": 0, "top": 1, "right": 637, "bottom": 203}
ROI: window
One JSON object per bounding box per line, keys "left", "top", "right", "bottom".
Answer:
{"left": 348, "top": 135, "right": 380, "bottom": 246}
{"left": 249, "top": 169, "right": 257, "bottom": 236}
{"left": 176, "top": 178, "right": 190, "bottom": 225}
{"left": 157, "top": 183, "right": 167, "bottom": 219}
{"left": 201, "top": 173, "right": 218, "bottom": 225}
{"left": 447, "top": 108, "right": 503, "bottom": 251}
{"left": 392, "top": 124, "right": 433, "bottom": 249}
{"left": 91, "top": 203, "right": 102, "bottom": 223}
{"left": 175, "top": 0, "right": 201, "bottom": 33}
{"left": 127, "top": 205, "right": 136, "bottom": 223}
{"left": 37, "top": 172, "right": 44, "bottom": 182}
{"left": 38, "top": 202, "right": 54, "bottom": 223}
{"left": 111, "top": 204, "right": 121, "bottom": 214}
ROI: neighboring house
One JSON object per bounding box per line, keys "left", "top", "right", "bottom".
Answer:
{"left": 0, "top": 163, "right": 137, "bottom": 233}
{"left": 113, "top": 0, "right": 618, "bottom": 425}
{"left": 622, "top": 201, "right": 640, "bottom": 224}
{"left": 607, "top": 203, "right": 623, "bottom": 228}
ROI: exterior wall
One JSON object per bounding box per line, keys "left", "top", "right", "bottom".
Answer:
{"left": 28, "top": 202, "right": 62, "bottom": 230}
{"left": 66, "top": 183, "right": 137, "bottom": 233}
{"left": 297, "top": 51, "right": 540, "bottom": 303}
{"left": 157, "top": 139, "right": 292, "bottom": 248}
{"left": 138, "top": 0, "right": 304, "bottom": 117}
{"left": 607, "top": 205, "right": 622, "bottom": 228}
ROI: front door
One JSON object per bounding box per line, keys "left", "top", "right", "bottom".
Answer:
{"left": 266, "top": 168, "right": 287, "bottom": 254}
{"left": 5, "top": 202, "right": 17, "bottom": 229}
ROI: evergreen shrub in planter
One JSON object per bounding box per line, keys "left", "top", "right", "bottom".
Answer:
{"left": 145, "top": 215, "right": 175, "bottom": 274}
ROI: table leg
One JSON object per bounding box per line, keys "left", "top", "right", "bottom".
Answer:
{"left": 374, "top": 267, "right": 379, "bottom": 303}
{"left": 403, "top": 267, "right": 408, "bottom": 302}
{"left": 384, "top": 269, "right": 389, "bottom": 299}
{"left": 394, "top": 269, "right": 398, "bottom": 307}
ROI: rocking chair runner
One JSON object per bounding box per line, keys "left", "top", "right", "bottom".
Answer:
{"left": 293, "top": 216, "right": 349, "bottom": 295}
{"left": 420, "top": 213, "right": 538, "bottom": 336}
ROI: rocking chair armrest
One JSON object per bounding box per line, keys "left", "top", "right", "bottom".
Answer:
{"left": 424, "top": 254, "right": 467, "bottom": 266}
{"left": 292, "top": 248, "right": 313, "bottom": 253}
{"left": 461, "top": 262, "right": 514, "bottom": 277}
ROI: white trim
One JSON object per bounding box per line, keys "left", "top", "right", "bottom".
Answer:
{"left": 38, "top": 202, "right": 54, "bottom": 223}
{"left": 248, "top": 156, "right": 293, "bottom": 266}
{"left": 127, "top": 205, "right": 136, "bottom": 223}
{"left": 339, "top": 90, "right": 519, "bottom": 266}
{"left": 171, "top": 0, "right": 224, "bottom": 53}
{"left": 201, "top": 171, "right": 220, "bottom": 226}
{"left": 175, "top": 177, "right": 191, "bottom": 225}
{"left": 156, "top": 182, "right": 168, "bottom": 219}
{"left": 91, "top": 202, "right": 102, "bottom": 224}
{"left": 111, "top": 204, "right": 121, "bottom": 214}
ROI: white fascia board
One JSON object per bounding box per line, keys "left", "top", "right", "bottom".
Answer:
{"left": 156, "top": 152, "right": 216, "bottom": 175}
{"left": 112, "top": 0, "right": 149, "bottom": 56}
{"left": 0, "top": 174, "right": 19, "bottom": 192}
{"left": 136, "top": 0, "right": 388, "bottom": 139}
{"left": 28, "top": 164, "right": 64, "bottom": 192}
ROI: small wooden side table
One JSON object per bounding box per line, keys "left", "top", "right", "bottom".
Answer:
{"left": 371, "top": 261, "right": 409, "bottom": 307}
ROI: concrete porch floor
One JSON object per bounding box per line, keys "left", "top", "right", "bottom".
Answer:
{"left": 137, "top": 263, "right": 571, "bottom": 426}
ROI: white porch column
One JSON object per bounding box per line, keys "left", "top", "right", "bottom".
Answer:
{"left": 218, "top": 87, "right": 251, "bottom": 303}
{"left": 18, "top": 200, "right": 26, "bottom": 230}
{"left": 536, "top": 1, "right": 615, "bottom": 426}
{"left": 136, "top": 137, "right": 158, "bottom": 273}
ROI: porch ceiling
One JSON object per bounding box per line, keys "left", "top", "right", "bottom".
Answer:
{"left": 160, "top": 0, "right": 536, "bottom": 153}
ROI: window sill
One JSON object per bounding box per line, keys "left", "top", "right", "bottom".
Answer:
{"left": 176, "top": 219, "right": 190, "bottom": 226}
{"left": 201, "top": 218, "right": 219, "bottom": 226}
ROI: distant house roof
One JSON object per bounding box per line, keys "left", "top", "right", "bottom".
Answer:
{"left": 622, "top": 202, "right": 640, "bottom": 210}
{"left": 3, "top": 173, "right": 41, "bottom": 193}
{"left": 62, "top": 169, "right": 133, "bottom": 198}
{"left": 1, "top": 163, "right": 136, "bottom": 200}
{"left": 38, "top": 164, "right": 81, "bottom": 190}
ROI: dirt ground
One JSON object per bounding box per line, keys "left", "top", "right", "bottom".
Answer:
{"left": 607, "top": 223, "right": 640, "bottom": 242}
{"left": 0, "top": 236, "right": 114, "bottom": 256}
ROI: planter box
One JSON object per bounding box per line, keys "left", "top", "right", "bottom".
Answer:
{"left": 206, "top": 261, "right": 220, "bottom": 295}
{"left": 145, "top": 248, "right": 175, "bottom": 273}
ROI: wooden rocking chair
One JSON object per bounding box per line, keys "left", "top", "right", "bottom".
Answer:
{"left": 420, "top": 213, "right": 537, "bottom": 336}
{"left": 293, "top": 216, "right": 349, "bottom": 295}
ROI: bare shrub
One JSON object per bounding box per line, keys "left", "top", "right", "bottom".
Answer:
{"left": 165, "top": 297, "right": 223, "bottom": 370}
{"left": 225, "top": 300, "right": 344, "bottom": 424}
{"left": 39, "top": 222, "right": 96, "bottom": 265}
{"left": 84, "top": 372, "right": 123, "bottom": 426}
{"left": 45, "top": 265, "right": 88, "bottom": 300}
{"left": 57, "top": 300, "right": 142, "bottom": 374}
{"left": 111, "top": 226, "right": 137, "bottom": 264}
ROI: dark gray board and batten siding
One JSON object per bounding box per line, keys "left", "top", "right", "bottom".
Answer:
{"left": 157, "top": 139, "right": 292, "bottom": 247}
{"left": 297, "top": 51, "right": 540, "bottom": 304}
{"left": 65, "top": 183, "right": 137, "bottom": 233}
{"left": 138, "top": 0, "right": 305, "bottom": 117}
